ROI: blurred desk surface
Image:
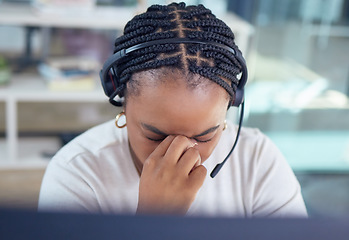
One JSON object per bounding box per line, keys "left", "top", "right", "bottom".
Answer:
{"left": 266, "top": 131, "right": 349, "bottom": 173}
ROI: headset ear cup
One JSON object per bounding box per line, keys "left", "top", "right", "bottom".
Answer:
{"left": 232, "top": 50, "right": 248, "bottom": 107}
{"left": 100, "top": 49, "right": 125, "bottom": 99}
{"left": 100, "top": 67, "right": 118, "bottom": 98}
{"left": 232, "top": 88, "right": 244, "bottom": 107}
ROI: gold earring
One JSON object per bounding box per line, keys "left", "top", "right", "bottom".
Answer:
{"left": 223, "top": 120, "right": 227, "bottom": 131}
{"left": 115, "top": 111, "right": 127, "bottom": 128}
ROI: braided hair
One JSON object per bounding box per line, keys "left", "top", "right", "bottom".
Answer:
{"left": 113, "top": 2, "right": 242, "bottom": 103}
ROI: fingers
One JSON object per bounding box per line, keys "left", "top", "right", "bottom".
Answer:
{"left": 138, "top": 134, "right": 207, "bottom": 215}
{"left": 145, "top": 134, "right": 205, "bottom": 177}
{"left": 188, "top": 165, "right": 207, "bottom": 189}
{"left": 163, "top": 135, "right": 196, "bottom": 165}
{"left": 148, "top": 135, "right": 175, "bottom": 159}
{"left": 178, "top": 145, "right": 207, "bottom": 188}
{"left": 177, "top": 147, "right": 201, "bottom": 175}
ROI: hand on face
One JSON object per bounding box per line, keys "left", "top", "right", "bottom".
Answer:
{"left": 137, "top": 135, "right": 207, "bottom": 215}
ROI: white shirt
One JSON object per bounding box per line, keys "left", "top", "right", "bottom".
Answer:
{"left": 38, "top": 120, "right": 307, "bottom": 217}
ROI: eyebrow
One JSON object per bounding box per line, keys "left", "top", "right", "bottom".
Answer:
{"left": 141, "top": 123, "right": 220, "bottom": 138}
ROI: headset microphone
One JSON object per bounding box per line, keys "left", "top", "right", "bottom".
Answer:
{"left": 99, "top": 37, "right": 248, "bottom": 178}
{"left": 210, "top": 101, "right": 244, "bottom": 178}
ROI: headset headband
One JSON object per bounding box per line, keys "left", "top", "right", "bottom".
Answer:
{"left": 100, "top": 38, "right": 248, "bottom": 107}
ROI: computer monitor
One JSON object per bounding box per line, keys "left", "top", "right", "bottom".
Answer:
{"left": 0, "top": 209, "right": 348, "bottom": 240}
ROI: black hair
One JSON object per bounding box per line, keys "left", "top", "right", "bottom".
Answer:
{"left": 113, "top": 2, "right": 242, "bottom": 101}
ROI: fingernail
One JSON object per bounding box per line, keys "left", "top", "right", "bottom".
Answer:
{"left": 186, "top": 142, "right": 198, "bottom": 151}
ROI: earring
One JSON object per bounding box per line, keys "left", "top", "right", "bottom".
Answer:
{"left": 223, "top": 120, "right": 227, "bottom": 131}
{"left": 115, "top": 111, "right": 127, "bottom": 128}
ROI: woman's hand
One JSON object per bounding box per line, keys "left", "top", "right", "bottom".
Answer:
{"left": 136, "top": 135, "right": 207, "bottom": 215}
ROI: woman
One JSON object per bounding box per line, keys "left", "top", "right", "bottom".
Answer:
{"left": 39, "top": 2, "right": 307, "bottom": 217}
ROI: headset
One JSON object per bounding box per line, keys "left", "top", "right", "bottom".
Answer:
{"left": 99, "top": 37, "right": 248, "bottom": 178}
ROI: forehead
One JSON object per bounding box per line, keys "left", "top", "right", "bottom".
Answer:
{"left": 125, "top": 68, "right": 229, "bottom": 134}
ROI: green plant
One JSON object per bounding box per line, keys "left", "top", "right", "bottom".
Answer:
{"left": 0, "top": 56, "right": 8, "bottom": 69}
{"left": 0, "top": 55, "right": 11, "bottom": 85}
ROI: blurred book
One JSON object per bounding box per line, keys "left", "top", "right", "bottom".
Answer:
{"left": 38, "top": 57, "right": 99, "bottom": 91}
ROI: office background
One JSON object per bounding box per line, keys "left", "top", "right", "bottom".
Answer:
{"left": 0, "top": 0, "right": 348, "bottom": 217}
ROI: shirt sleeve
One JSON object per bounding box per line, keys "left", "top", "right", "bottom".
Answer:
{"left": 250, "top": 134, "right": 308, "bottom": 218}
{"left": 38, "top": 155, "right": 101, "bottom": 213}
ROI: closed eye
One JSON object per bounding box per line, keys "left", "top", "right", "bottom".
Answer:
{"left": 142, "top": 123, "right": 220, "bottom": 144}
{"left": 195, "top": 137, "right": 213, "bottom": 143}
{"left": 146, "top": 136, "right": 213, "bottom": 143}
{"left": 146, "top": 136, "right": 167, "bottom": 142}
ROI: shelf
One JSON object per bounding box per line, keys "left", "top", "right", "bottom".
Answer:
{"left": 0, "top": 137, "right": 60, "bottom": 169}
{"left": 0, "top": 4, "right": 136, "bottom": 30}
{"left": 0, "top": 73, "right": 107, "bottom": 102}
{"left": 0, "top": 73, "right": 109, "bottom": 163}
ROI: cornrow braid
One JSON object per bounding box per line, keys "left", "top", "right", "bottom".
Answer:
{"left": 111, "top": 2, "right": 243, "bottom": 102}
